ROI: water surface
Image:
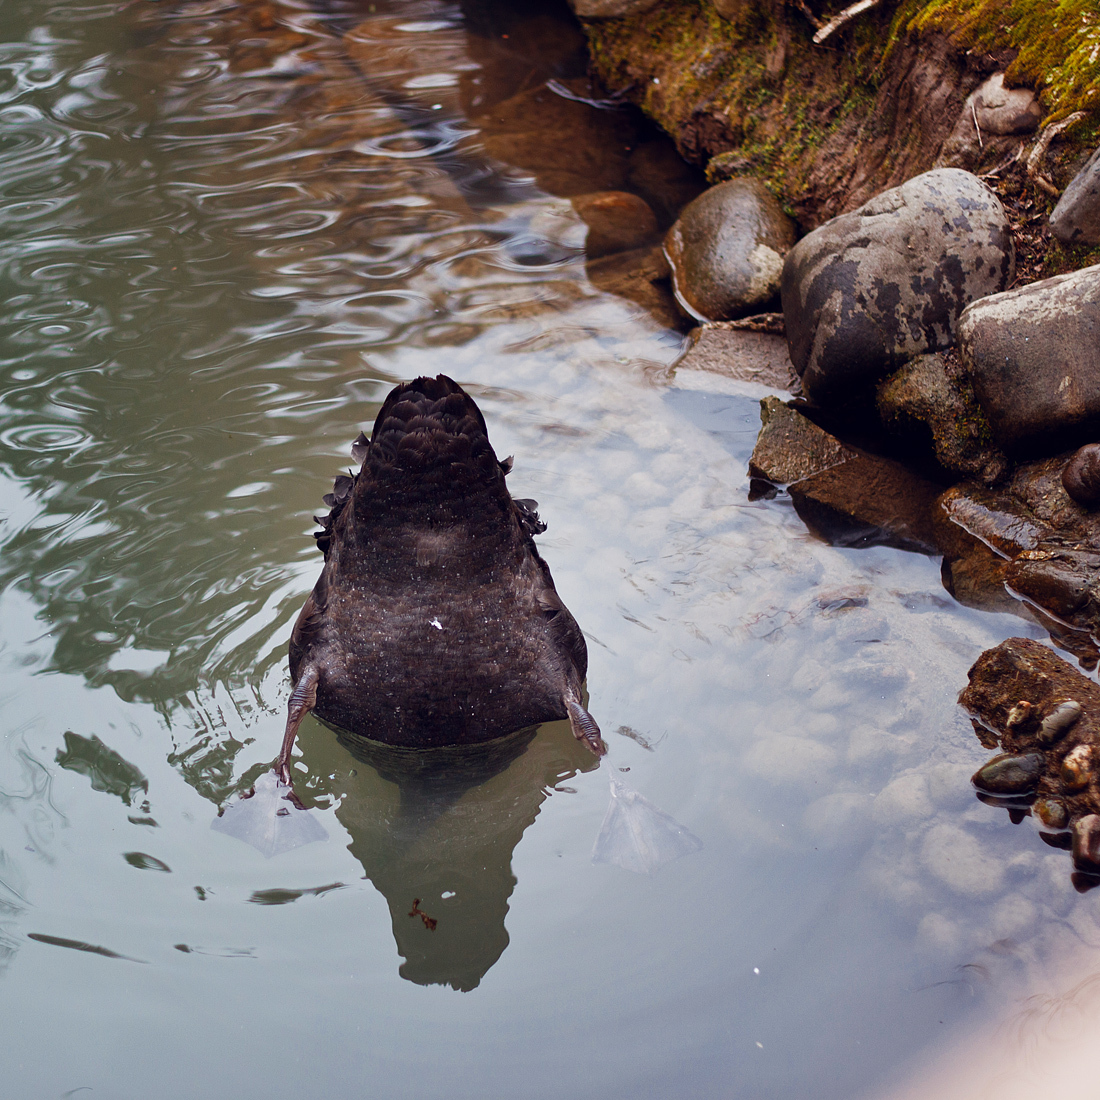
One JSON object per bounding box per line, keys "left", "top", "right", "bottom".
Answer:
{"left": 0, "top": 1, "right": 1092, "bottom": 1097}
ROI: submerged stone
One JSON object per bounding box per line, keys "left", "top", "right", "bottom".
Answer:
{"left": 571, "top": 191, "right": 658, "bottom": 258}
{"left": 972, "top": 752, "right": 1044, "bottom": 795}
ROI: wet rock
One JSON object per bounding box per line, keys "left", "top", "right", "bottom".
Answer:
{"left": 972, "top": 752, "right": 1044, "bottom": 795}
{"left": 787, "top": 456, "right": 941, "bottom": 554}
{"left": 970, "top": 73, "right": 1042, "bottom": 136}
{"left": 939, "top": 544, "right": 1021, "bottom": 618}
{"left": 571, "top": 191, "right": 658, "bottom": 258}
{"left": 748, "top": 397, "right": 853, "bottom": 484}
{"left": 1063, "top": 444, "right": 1100, "bottom": 509}
{"left": 934, "top": 484, "right": 1051, "bottom": 560}
{"left": 1003, "top": 546, "right": 1100, "bottom": 634}
{"left": 585, "top": 243, "right": 682, "bottom": 331}
{"left": 875, "top": 352, "right": 1008, "bottom": 483}
{"left": 1038, "top": 700, "right": 1083, "bottom": 745}
{"left": 749, "top": 398, "right": 940, "bottom": 552}
{"left": 932, "top": 455, "right": 1100, "bottom": 660}
{"left": 1072, "top": 814, "right": 1100, "bottom": 870}
{"left": 781, "top": 169, "right": 1014, "bottom": 406}
{"left": 1050, "top": 146, "right": 1100, "bottom": 247}
{"left": 958, "top": 264, "right": 1100, "bottom": 453}
{"left": 665, "top": 178, "right": 797, "bottom": 322}
{"left": 625, "top": 141, "right": 707, "bottom": 226}
{"left": 568, "top": 0, "right": 661, "bottom": 17}
{"left": 960, "top": 638, "right": 1100, "bottom": 874}
{"left": 673, "top": 323, "right": 797, "bottom": 392}
{"left": 1035, "top": 797, "right": 1069, "bottom": 830}
{"left": 473, "top": 83, "right": 641, "bottom": 197}
{"left": 1061, "top": 743, "right": 1094, "bottom": 791}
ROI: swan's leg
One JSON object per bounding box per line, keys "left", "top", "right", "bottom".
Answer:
{"left": 277, "top": 666, "right": 319, "bottom": 785}
{"left": 565, "top": 697, "right": 606, "bottom": 756}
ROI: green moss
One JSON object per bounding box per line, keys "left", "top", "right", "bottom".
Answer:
{"left": 904, "top": 0, "right": 1100, "bottom": 120}
{"left": 585, "top": 0, "right": 886, "bottom": 217}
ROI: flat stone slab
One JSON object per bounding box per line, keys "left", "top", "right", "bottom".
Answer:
{"left": 674, "top": 323, "right": 797, "bottom": 392}
{"left": 750, "top": 397, "right": 940, "bottom": 552}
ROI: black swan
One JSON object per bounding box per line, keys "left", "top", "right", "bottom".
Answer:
{"left": 275, "top": 374, "right": 605, "bottom": 782}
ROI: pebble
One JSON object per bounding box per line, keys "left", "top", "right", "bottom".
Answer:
{"left": 972, "top": 752, "right": 1044, "bottom": 795}
{"left": 664, "top": 178, "right": 796, "bottom": 321}
{"left": 1060, "top": 743, "right": 1093, "bottom": 791}
{"left": 1072, "top": 813, "right": 1100, "bottom": 870}
{"left": 1037, "top": 700, "right": 1083, "bottom": 745}
{"left": 1034, "top": 797, "right": 1069, "bottom": 830}
{"left": 1062, "top": 444, "right": 1100, "bottom": 509}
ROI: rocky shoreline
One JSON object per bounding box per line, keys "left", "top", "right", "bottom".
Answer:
{"left": 564, "top": 0, "right": 1100, "bottom": 875}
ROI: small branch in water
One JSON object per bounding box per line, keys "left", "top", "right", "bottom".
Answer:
{"left": 971, "top": 101, "right": 984, "bottom": 150}
{"left": 813, "top": 0, "right": 881, "bottom": 45}
{"left": 1027, "top": 111, "right": 1087, "bottom": 197}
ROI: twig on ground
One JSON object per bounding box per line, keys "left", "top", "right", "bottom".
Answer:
{"left": 1027, "top": 111, "right": 1087, "bottom": 197}
{"left": 813, "top": 0, "right": 881, "bottom": 45}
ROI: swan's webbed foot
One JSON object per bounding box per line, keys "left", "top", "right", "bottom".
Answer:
{"left": 566, "top": 697, "right": 606, "bottom": 756}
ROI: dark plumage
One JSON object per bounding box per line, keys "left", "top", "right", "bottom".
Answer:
{"left": 276, "top": 375, "right": 604, "bottom": 783}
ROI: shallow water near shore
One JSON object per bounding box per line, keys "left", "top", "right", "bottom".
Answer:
{"left": 0, "top": 1, "right": 1096, "bottom": 1097}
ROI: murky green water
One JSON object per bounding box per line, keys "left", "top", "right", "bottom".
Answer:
{"left": 0, "top": 1, "right": 1092, "bottom": 1097}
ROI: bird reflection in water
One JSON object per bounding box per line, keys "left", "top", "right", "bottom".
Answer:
{"left": 295, "top": 713, "right": 600, "bottom": 991}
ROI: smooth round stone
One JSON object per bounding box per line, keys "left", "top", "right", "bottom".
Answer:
{"left": 1072, "top": 813, "right": 1100, "bottom": 870}
{"left": 1034, "top": 797, "right": 1069, "bottom": 830}
{"left": 971, "top": 73, "right": 1042, "bottom": 136}
{"left": 1038, "top": 699, "right": 1084, "bottom": 744}
{"left": 1060, "top": 743, "right": 1093, "bottom": 791}
{"left": 571, "top": 191, "right": 658, "bottom": 258}
{"left": 664, "top": 178, "right": 796, "bottom": 322}
{"left": 971, "top": 751, "right": 1044, "bottom": 795}
{"left": 1063, "top": 445, "right": 1100, "bottom": 509}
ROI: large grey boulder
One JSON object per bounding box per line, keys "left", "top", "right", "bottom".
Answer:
{"left": 664, "top": 178, "right": 797, "bottom": 322}
{"left": 1051, "top": 147, "right": 1100, "bottom": 247}
{"left": 959, "top": 264, "right": 1100, "bottom": 452}
{"left": 781, "top": 168, "right": 1014, "bottom": 406}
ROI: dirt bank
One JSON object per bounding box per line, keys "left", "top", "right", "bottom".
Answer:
{"left": 574, "top": 0, "right": 1100, "bottom": 257}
